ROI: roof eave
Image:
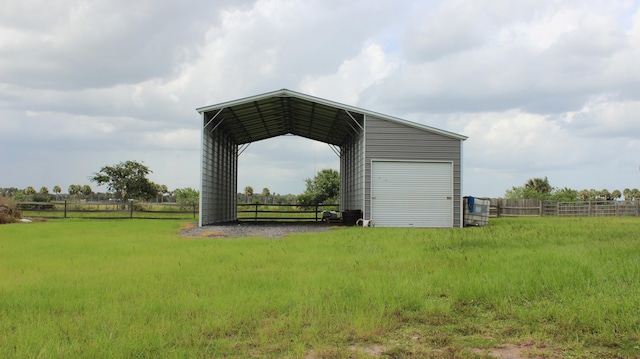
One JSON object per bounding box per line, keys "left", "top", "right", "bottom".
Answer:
{"left": 196, "top": 89, "right": 290, "bottom": 113}
{"left": 196, "top": 88, "right": 468, "bottom": 141}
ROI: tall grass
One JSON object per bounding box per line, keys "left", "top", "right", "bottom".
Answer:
{"left": 0, "top": 218, "right": 639, "bottom": 358}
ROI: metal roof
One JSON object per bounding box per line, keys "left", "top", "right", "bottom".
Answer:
{"left": 197, "top": 89, "right": 467, "bottom": 146}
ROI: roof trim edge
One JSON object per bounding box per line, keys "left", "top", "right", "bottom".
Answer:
{"left": 196, "top": 89, "right": 467, "bottom": 141}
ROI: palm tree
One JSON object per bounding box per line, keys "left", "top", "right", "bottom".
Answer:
{"left": 53, "top": 185, "right": 62, "bottom": 201}
{"left": 81, "top": 185, "right": 93, "bottom": 201}
{"left": 244, "top": 186, "right": 254, "bottom": 203}
{"left": 599, "top": 189, "right": 611, "bottom": 201}
{"left": 68, "top": 184, "right": 81, "bottom": 202}
{"left": 524, "top": 176, "right": 551, "bottom": 194}
{"left": 261, "top": 187, "right": 270, "bottom": 204}
{"left": 158, "top": 184, "right": 169, "bottom": 202}
{"left": 523, "top": 176, "right": 551, "bottom": 200}
{"left": 577, "top": 189, "right": 589, "bottom": 201}
{"left": 611, "top": 189, "right": 621, "bottom": 201}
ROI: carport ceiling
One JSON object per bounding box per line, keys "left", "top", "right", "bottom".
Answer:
{"left": 196, "top": 89, "right": 364, "bottom": 146}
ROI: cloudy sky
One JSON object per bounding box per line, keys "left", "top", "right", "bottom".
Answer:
{"left": 1, "top": 0, "right": 640, "bottom": 198}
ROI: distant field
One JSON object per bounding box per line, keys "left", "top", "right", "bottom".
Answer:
{"left": 0, "top": 218, "right": 639, "bottom": 358}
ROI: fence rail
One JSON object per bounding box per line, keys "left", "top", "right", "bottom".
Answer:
{"left": 489, "top": 199, "right": 640, "bottom": 218}
{"left": 20, "top": 199, "right": 638, "bottom": 221}
{"left": 542, "top": 200, "right": 640, "bottom": 217}
{"left": 489, "top": 199, "right": 542, "bottom": 217}
{"left": 17, "top": 201, "right": 340, "bottom": 222}
{"left": 237, "top": 203, "right": 339, "bottom": 222}
{"left": 17, "top": 201, "right": 198, "bottom": 220}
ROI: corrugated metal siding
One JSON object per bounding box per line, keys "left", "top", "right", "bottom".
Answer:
{"left": 364, "top": 115, "right": 463, "bottom": 227}
{"left": 371, "top": 161, "right": 452, "bottom": 227}
{"left": 340, "top": 130, "right": 365, "bottom": 212}
{"left": 200, "top": 124, "right": 238, "bottom": 225}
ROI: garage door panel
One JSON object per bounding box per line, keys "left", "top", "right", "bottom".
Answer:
{"left": 372, "top": 161, "right": 453, "bottom": 227}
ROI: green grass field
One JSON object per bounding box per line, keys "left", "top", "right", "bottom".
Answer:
{"left": 1, "top": 218, "right": 639, "bottom": 358}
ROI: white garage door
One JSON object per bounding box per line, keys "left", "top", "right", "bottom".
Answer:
{"left": 371, "top": 161, "right": 453, "bottom": 227}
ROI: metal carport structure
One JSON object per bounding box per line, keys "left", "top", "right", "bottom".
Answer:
{"left": 197, "top": 89, "right": 467, "bottom": 227}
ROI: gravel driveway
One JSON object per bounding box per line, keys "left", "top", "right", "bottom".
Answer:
{"left": 180, "top": 221, "right": 335, "bottom": 238}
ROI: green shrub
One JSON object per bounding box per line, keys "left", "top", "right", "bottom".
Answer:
{"left": 0, "top": 196, "right": 21, "bottom": 224}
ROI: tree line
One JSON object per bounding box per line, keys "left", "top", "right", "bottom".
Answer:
{"left": 2, "top": 161, "right": 341, "bottom": 206}
{"left": 1, "top": 160, "right": 200, "bottom": 205}
{"left": 505, "top": 176, "right": 640, "bottom": 201}
{"left": 240, "top": 168, "right": 340, "bottom": 205}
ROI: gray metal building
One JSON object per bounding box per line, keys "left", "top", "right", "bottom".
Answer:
{"left": 197, "top": 89, "right": 467, "bottom": 227}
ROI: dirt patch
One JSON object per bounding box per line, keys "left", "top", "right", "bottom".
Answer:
{"left": 473, "top": 340, "right": 561, "bottom": 359}
{"left": 304, "top": 344, "right": 386, "bottom": 358}
{"left": 180, "top": 221, "right": 336, "bottom": 239}
{"left": 349, "top": 343, "right": 386, "bottom": 356}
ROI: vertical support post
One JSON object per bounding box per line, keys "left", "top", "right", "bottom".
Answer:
{"left": 199, "top": 113, "right": 205, "bottom": 227}
{"left": 255, "top": 203, "right": 258, "bottom": 222}
{"left": 64, "top": 200, "right": 67, "bottom": 219}
{"left": 315, "top": 204, "right": 319, "bottom": 222}
{"left": 539, "top": 200, "right": 543, "bottom": 217}
{"left": 130, "top": 201, "right": 134, "bottom": 219}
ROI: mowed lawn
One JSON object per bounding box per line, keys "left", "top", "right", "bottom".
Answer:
{"left": 0, "top": 218, "right": 639, "bottom": 358}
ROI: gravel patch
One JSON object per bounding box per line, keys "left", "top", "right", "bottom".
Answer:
{"left": 180, "top": 221, "right": 337, "bottom": 239}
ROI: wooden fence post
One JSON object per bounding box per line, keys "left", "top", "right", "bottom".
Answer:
{"left": 539, "top": 200, "right": 543, "bottom": 216}
{"left": 254, "top": 203, "right": 258, "bottom": 222}
{"left": 130, "top": 201, "right": 133, "bottom": 219}
{"left": 64, "top": 200, "right": 67, "bottom": 219}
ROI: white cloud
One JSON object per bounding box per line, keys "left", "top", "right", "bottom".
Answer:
{"left": 360, "top": 1, "right": 640, "bottom": 117}
{"left": 141, "top": 128, "right": 200, "bottom": 151}
{"left": 0, "top": 0, "right": 253, "bottom": 90}
{"left": 301, "top": 43, "right": 398, "bottom": 104}
{"left": 1, "top": 0, "right": 639, "bottom": 198}
{"left": 460, "top": 111, "right": 592, "bottom": 171}
{"left": 563, "top": 97, "right": 640, "bottom": 137}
